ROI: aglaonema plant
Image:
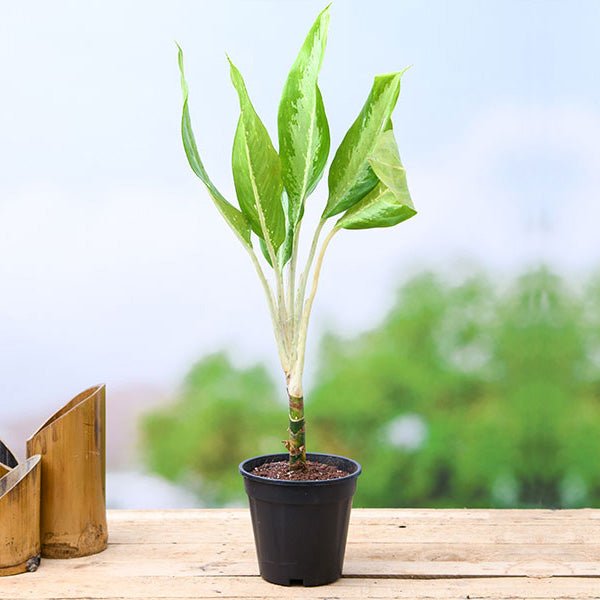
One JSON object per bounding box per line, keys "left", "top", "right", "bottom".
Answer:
{"left": 177, "top": 5, "right": 416, "bottom": 470}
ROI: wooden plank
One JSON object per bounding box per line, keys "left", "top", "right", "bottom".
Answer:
{"left": 17, "top": 542, "right": 600, "bottom": 578}
{"left": 107, "top": 510, "right": 600, "bottom": 545}
{"left": 3, "top": 575, "right": 600, "bottom": 599}
{"left": 1, "top": 510, "right": 600, "bottom": 599}
{"left": 107, "top": 508, "right": 600, "bottom": 522}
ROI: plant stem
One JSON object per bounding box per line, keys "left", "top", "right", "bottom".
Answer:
{"left": 284, "top": 225, "right": 338, "bottom": 467}
{"left": 289, "top": 225, "right": 338, "bottom": 397}
{"left": 285, "top": 392, "right": 306, "bottom": 469}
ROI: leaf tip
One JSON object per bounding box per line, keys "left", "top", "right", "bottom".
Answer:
{"left": 176, "top": 44, "right": 188, "bottom": 99}
{"left": 317, "top": 3, "right": 332, "bottom": 35}
{"left": 176, "top": 43, "right": 185, "bottom": 72}
{"left": 373, "top": 65, "right": 412, "bottom": 85}
{"left": 226, "top": 54, "right": 241, "bottom": 82}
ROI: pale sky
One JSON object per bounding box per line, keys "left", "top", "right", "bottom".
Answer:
{"left": 1, "top": 0, "right": 599, "bottom": 418}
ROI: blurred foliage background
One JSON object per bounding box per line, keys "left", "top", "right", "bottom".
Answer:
{"left": 141, "top": 268, "right": 600, "bottom": 508}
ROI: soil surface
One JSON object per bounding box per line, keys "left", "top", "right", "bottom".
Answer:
{"left": 251, "top": 460, "right": 350, "bottom": 481}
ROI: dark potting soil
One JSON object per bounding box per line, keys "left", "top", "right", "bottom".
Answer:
{"left": 251, "top": 460, "right": 350, "bottom": 481}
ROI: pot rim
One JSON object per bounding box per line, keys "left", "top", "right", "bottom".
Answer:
{"left": 239, "top": 452, "right": 361, "bottom": 486}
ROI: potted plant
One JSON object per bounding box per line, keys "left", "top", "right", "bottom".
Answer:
{"left": 177, "top": 4, "right": 415, "bottom": 586}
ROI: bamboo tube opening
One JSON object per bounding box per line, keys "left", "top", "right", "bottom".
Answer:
{"left": 29, "top": 385, "right": 102, "bottom": 438}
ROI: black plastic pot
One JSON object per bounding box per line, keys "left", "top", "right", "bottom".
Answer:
{"left": 239, "top": 452, "right": 361, "bottom": 587}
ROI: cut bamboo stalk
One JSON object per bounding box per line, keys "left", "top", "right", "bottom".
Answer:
{"left": 0, "top": 455, "right": 42, "bottom": 576}
{"left": 26, "top": 384, "right": 108, "bottom": 558}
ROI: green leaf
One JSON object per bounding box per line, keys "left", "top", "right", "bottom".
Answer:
{"left": 336, "top": 128, "right": 416, "bottom": 230}
{"left": 229, "top": 58, "right": 286, "bottom": 253}
{"left": 369, "top": 127, "right": 413, "bottom": 204}
{"left": 259, "top": 238, "right": 273, "bottom": 267}
{"left": 276, "top": 192, "right": 294, "bottom": 268}
{"left": 324, "top": 68, "right": 410, "bottom": 219}
{"left": 259, "top": 225, "right": 293, "bottom": 269}
{"left": 177, "top": 45, "right": 252, "bottom": 247}
{"left": 278, "top": 4, "right": 331, "bottom": 226}
{"left": 277, "top": 222, "right": 294, "bottom": 267}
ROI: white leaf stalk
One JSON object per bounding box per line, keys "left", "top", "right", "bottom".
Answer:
{"left": 248, "top": 213, "right": 338, "bottom": 468}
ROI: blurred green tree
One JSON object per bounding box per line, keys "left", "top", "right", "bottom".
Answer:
{"left": 140, "top": 269, "right": 600, "bottom": 507}
{"left": 142, "top": 354, "right": 282, "bottom": 504}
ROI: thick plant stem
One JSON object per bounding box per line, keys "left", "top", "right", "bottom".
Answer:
{"left": 285, "top": 393, "right": 306, "bottom": 469}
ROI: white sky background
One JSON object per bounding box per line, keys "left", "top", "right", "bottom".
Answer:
{"left": 1, "top": 0, "right": 599, "bottom": 418}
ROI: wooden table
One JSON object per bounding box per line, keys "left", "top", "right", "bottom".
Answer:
{"left": 2, "top": 509, "right": 600, "bottom": 599}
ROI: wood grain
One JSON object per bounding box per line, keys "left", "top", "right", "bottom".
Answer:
{"left": 1, "top": 509, "right": 600, "bottom": 597}
{"left": 26, "top": 385, "right": 108, "bottom": 558}
{"left": 0, "top": 455, "right": 41, "bottom": 577}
